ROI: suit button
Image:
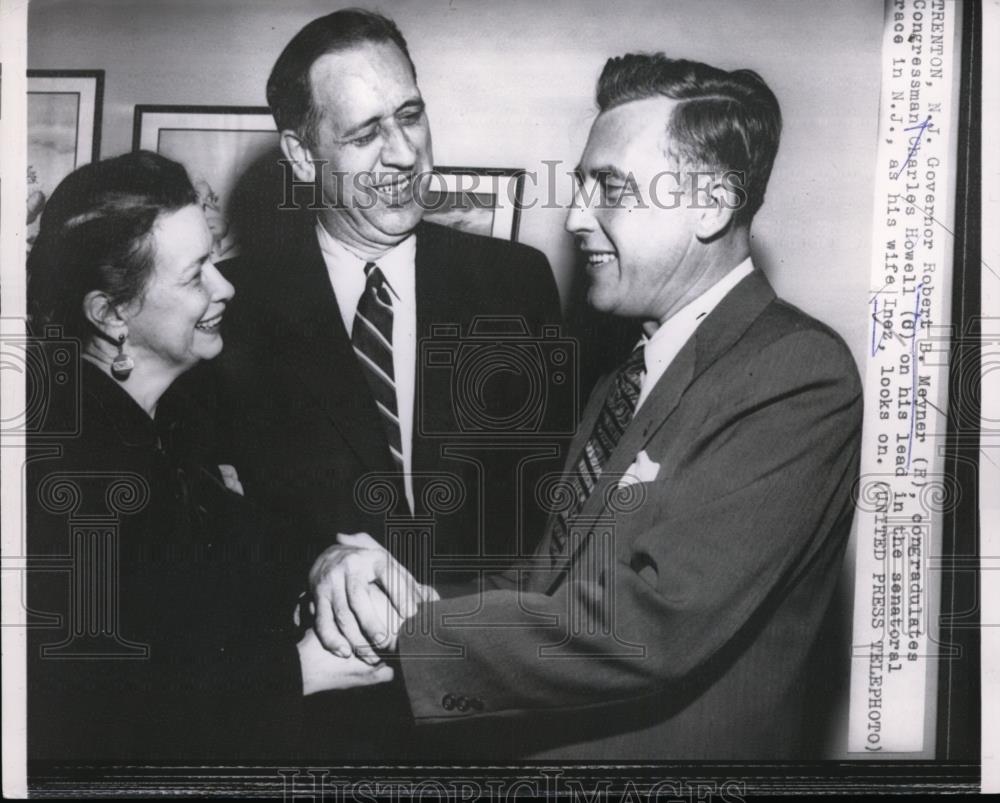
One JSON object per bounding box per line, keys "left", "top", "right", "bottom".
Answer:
{"left": 471, "top": 698, "right": 484, "bottom": 711}
{"left": 456, "top": 696, "right": 469, "bottom": 712}
{"left": 441, "top": 694, "right": 455, "bottom": 711}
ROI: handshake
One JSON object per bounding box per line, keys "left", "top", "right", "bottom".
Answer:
{"left": 294, "top": 532, "right": 439, "bottom": 696}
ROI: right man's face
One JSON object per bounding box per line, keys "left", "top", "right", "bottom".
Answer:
{"left": 307, "top": 41, "right": 433, "bottom": 251}
{"left": 565, "top": 97, "right": 705, "bottom": 328}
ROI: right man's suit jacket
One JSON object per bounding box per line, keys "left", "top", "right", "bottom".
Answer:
{"left": 396, "top": 269, "right": 864, "bottom": 759}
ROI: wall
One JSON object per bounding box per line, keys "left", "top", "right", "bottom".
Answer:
{"left": 28, "top": 0, "right": 882, "bottom": 373}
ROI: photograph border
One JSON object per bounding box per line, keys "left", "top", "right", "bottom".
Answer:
{"left": 3, "top": 0, "right": 988, "bottom": 796}
{"left": 935, "top": 0, "right": 982, "bottom": 762}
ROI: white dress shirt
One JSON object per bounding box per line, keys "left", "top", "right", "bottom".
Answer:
{"left": 316, "top": 221, "right": 417, "bottom": 513}
{"left": 636, "top": 258, "right": 755, "bottom": 411}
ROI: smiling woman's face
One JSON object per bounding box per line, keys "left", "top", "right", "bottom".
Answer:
{"left": 122, "top": 204, "right": 235, "bottom": 377}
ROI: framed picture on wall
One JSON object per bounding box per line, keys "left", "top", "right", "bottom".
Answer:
{"left": 132, "top": 105, "right": 278, "bottom": 262}
{"left": 423, "top": 166, "right": 525, "bottom": 242}
{"left": 26, "top": 70, "right": 104, "bottom": 252}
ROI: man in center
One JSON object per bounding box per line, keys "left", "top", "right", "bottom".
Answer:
{"left": 209, "top": 10, "right": 565, "bottom": 756}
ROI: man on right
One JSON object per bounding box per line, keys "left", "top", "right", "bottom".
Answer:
{"left": 314, "top": 52, "right": 864, "bottom": 759}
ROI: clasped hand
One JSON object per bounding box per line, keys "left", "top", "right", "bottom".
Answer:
{"left": 296, "top": 532, "right": 436, "bottom": 695}
{"left": 308, "top": 531, "right": 437, "bottom": 661}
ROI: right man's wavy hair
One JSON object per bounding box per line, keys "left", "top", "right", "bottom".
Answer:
{"left": 597, "top": 53, "right": 782, "bottom": 227}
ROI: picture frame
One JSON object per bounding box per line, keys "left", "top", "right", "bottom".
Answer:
{"left": 423, "top": 166, "right": 526, "bottom": 242}
{"left": 132, "top": 105, "right": 278, "bottom": 262}
{"left": 26, "top": 70, "right": 104, "bottom": 251}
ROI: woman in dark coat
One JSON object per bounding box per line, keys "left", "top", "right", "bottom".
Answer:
{"left": 26, "top": 151, "right": 392, "bottom": 763}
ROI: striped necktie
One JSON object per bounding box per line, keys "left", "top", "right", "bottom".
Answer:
{"left": 550, "top": 343, "right": 645, "bottom": 561}
{"left": 352, "top": 262, "right": 403, "bottom": 471}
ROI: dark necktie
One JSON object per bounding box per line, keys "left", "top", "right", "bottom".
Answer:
{"left": 352, "top": 262, "right": 403, "bottom": 471}
{"left": 550, "top": 343, "right": 646, "bottom": 560}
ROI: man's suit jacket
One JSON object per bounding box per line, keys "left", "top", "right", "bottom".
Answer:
{"left": 205, "top": 218, "right": 567, "bottom": 602}
{"left": 396, "top": 269, "right": 864, "bottom": 759}
{"left": 189, "top": 216, "right": 567, "bottom": 758}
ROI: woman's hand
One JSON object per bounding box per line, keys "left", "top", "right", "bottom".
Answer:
{"left": 296, "top": 626, "right": 394, "bottom": 695}
{"left": 308, "top": 532, "right": 437, "bottom": 662}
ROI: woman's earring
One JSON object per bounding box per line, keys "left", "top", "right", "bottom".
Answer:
{"left": 111, "top": 332, "right": 134, "bottom": 381}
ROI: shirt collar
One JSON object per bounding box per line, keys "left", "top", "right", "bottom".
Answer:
{"left": 641, "top": 257, "right": 755, "bottom": 370}
{"left": 315, "top": 221, "right": 416, "bottom": 300}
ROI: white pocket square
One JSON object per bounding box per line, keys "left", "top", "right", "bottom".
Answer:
{"left": 618, "top": 450, "right": 661, "bottom": 488}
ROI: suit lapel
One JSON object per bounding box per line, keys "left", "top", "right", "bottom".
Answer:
{"left": 531, "top": 368, "right": 613, "bottom": 559}
{"left": 413, "top": 222, "right": 463, "bottom": 443}
{"left": 543, "top": 270, "right": 777, "bottom": 584}
{"left": 409, "top": 223, "right": 474, "bottom": 514}
{"left": 543, "top": 344, "right": 696, "bottom": 580}
{"left": 266, "top": 223, "right": 395, "bottom": 473}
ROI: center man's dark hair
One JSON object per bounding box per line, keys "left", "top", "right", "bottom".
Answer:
{"left": 266, "top": 8, "right": 416, "bottom": 145}
{"left": 597, "top": 53, "right": 781, "bottom": 226}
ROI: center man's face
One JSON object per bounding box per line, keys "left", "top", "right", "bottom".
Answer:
{"left": 566, "top": 97, "right": 704, "bottom": 327}
{"left": 307, "top": 41, "right": 433, "bottom": 251}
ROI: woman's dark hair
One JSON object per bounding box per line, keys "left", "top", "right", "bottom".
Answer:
{"left": 28, "top": 150, "right": 198, "bottom": 340}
